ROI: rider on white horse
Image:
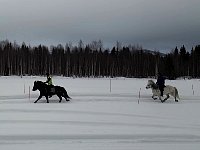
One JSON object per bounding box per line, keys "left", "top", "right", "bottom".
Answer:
{"left": 156, "top": 72, "right": 166, "bottom": 97}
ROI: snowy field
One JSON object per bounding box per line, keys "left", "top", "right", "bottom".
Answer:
{"left": 0, "top": 76, "right": 200, "bottom": 150}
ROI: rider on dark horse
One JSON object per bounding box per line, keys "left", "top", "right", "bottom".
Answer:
{"left": 45, "top": 73, "right": 54, "bottom": 97}
{"left": 156, "top": 72, "right": 166, "bottom": 97}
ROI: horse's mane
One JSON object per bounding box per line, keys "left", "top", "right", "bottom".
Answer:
{"left": 35, "top": 80, "right": 46, "bottom": 86}
{"left": 148, "top": 80, "right": 158, "bottom": 89}
{"left": 35, "top": 80, "right": 43, "bottom": 84}
{"left": 148, "top": 80, "right": 155, "bottom": 84}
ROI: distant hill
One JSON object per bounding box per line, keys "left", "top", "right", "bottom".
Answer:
{"left": 143, "top": 49, "right": 166, "bottom": 56}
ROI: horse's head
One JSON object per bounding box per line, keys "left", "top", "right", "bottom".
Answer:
{"left": 32, "top": 81, "right": 39, "bottom": 91}
{"left": 146, "top": 80, "right": 155, "bottom": 89}
{"left": 32, "top": 81, "right": 45, "bottom": 91}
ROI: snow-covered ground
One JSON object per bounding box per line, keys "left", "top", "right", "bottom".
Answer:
{"left": 0, "top": 76, "right": 200, "bottom": 150}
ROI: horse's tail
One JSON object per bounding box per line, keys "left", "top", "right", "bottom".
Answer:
{"left": 174, "top": 87, "right": 180, "bottom": 100}
{"left": 62, "top": 87, "right": 71, "bottom": 99}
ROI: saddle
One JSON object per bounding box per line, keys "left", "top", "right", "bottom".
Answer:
{"left": 155, "top": 84, "right": 165, "bottom": 89}
{"left": 47, "top": 85, "right": 55, "bottom": 94}
{"left": 50, "top": 87, "right": 55, "bottom": 93}
{"left": 48, "top": 86, "right": 55, "bottom": 98}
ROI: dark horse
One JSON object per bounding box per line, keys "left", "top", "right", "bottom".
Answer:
{"left": 32, "top": 81, "right": 71, "bottom": 103}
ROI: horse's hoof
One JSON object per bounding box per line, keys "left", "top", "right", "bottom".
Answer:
{"left": 65, "top": 98, "right": 70, "bottom": 101}
{"left": 161, "top": 100, "right": 165, "bottom": 103}
{"left": 175, "top": 100, "right": 178, "bottom": 102}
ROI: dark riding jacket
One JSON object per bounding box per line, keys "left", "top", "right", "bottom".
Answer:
{"left": 156, "top": 75, "right": 166, "bottom": 87}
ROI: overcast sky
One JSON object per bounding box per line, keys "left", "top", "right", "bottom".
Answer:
{"left": 0, "top": 0, "right": 200, "bottom": 52}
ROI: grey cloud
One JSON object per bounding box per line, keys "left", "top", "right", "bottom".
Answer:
{"left": 0, "top": 0, "right": 200, "bottom": 52}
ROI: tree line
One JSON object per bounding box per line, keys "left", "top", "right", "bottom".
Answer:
{"left": 0, "top": 40, "right": 200, "bottom": 79}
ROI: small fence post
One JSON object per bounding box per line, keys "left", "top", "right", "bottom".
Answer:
{"left": 29, "top": 86, "right": 31, "bottom": 100}
{"left": 138, "top": 88, "right": 141, "bottom": 104}
{"left": 110, "top": 77, "right": 112, "bottom": 93}
{"left": 24, "top": 84, "right": 25, "bottom": 94}
{"left": 192, "top": 84, "right": 194, "bottom": 95}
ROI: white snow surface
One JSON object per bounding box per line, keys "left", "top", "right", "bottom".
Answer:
{"left": 0, "top": 76, "right": 200, "bottom": 150}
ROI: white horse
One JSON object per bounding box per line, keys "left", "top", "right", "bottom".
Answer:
{"left": 146, "top": 80, "right": 180, "bottom": 103}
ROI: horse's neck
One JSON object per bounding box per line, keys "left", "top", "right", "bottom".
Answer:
{"left": 37, "top": 82, "right": 47, "bottom": 89}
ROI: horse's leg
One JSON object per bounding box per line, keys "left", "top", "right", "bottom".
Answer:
{"left": 175, "top": 98, "right": 178, "bottom": 102}
{"left": 157, "top": 89, "right": 162, "bottom": 102}
{"left": 174, "top": 88, "right": 179, "bottom": 102}
{"left": 34, "top": 95, "right": 42, "bottom": 103}
{"left": 59, "top": 96, "right": 62, "bottom": 103}
{"left": 152, "top": 95, "right": 157, "bottom": 100}
{"left": 45, "top": 95, "right": 49, "bottom": 103}
{"left": 164, "top": 94, "right": 170, "bottom": 100}
{"left": 174, "top": 93, "right": 178, "bottom": 102}
{"left": 159, "top": 95, "right": 166, "bottom": 103}
{"left": 57, "top": 94, "right": 62, "bottom": 103}
{"left": 162, "top": 94, "right": 170, "bottom": 103}
{"left": 64, "top": 96, "right": 70, "bottom": 101}
{"left": 167, "top": 94, "right": 170, "bottom": 100}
